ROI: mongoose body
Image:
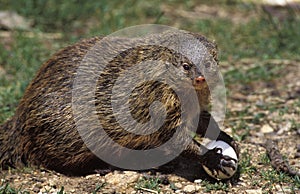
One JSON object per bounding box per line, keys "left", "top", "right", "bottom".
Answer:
{"left": 0, "top": 31, "right": 238, "bottom": 177}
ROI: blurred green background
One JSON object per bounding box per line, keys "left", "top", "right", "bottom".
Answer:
{"left": 0, "top": 0, "right": 299, "bottom": 123}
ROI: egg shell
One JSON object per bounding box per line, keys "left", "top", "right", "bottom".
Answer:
{"left": 205, "top": 140, "right": 238, "bottom": 161}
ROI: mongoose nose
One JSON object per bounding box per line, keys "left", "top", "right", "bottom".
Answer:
{"left": 195, "top": 76, "right": 206, "bottom": 84}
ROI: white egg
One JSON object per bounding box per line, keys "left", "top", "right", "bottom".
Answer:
{"left": 202, "top": 140, "right": 238, "bottom": 180}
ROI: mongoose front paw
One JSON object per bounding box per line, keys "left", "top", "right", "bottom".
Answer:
{"left": 202, "top": 141, "right": 238, "bottom": 180}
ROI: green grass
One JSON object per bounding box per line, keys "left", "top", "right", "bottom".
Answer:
{"left": 0, "top": 0, "right": 299, "bottom": 58}
{"left": 56, "top": 186, "right": 65, "bottom": 194}
{"left": 224, "top": 63, "right": 284, "bottom": 84}
{"left": 257, "top": 153, "right": 300, "bottom": 192}
{"left": 259, "top": 153, "right": 270, "bottom": 165}
{"left": 135, "top": 177, "right": 161, "bottom": 192}
{"left": 192, "top": 16, "right": 300, "bottom": 61}
{"left": 260, "top": 170, "right": 300, "bottom": 193}
{"left": 0, "top": 0, "right": 163, "bottom": 37}
{"left": 239, "top": 150, "right": 257, "bottom": 176}
{"left": 0, "top": 33, "right": 50, "bottom": 123}
{"left": 92, "top": 183, "right": 105, "bottom": 194}
{"left": 201, "top": 180, "right": 229, "bottom": 192}
{"left": 0, "top": 183, "right": 29, "bottom": 194}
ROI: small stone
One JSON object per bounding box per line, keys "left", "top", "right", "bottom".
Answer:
{"left": 194, "top": 179, "right": 202, "bottom": 184}
{"left": 42, "top": 185, "right": 52, "bottom": 192}
{"left": 195, "top": 185, "right": 202, "bottom": 191}
{"left": 48, "top": 180, "right": 57, "bottom": 189}
{"left": 275, "top": 184, "right": 282, "bottom": 191}
{"left": 245, "top": 189, "right": 262, "bottom": 194}
{"left": 33, "top": 185, "right": 41, "bottom": 193}
{"left": 168, "top": 176, "right": 184, "bottom": 182}
{"left": 103, "top": 188, "right": 116, "bottom": 194}
{"left": 41, "top": 177, "right": 48, "bottom": 182}
{"left": 256, "top": 100, "right": 265, "bottom": 107}
{"left": 260, "top": 124, "right": 274, "bottom": 134}
{"left": 174, "top": 182, "right": 182, "bottom": 189}
{"left": 85, "top": 174, "right": 96, "bottom": 179}
{"left": 281, "top": 186, "right": 292, "bottom": 193}
{"left": 183, "top": 185, "right": 196, "bottom": 193}
{"left": 123, "top": 171, "right": 140, "bottom": 183}
{"left": 105, "top": 171, "right": 139, "bottom": 185}
{"left": 34, "top": 183, "right": 42, "bottom": 188}
{"left": 238, "top": 181, "right": 247, "bottom": 187}
{"left": 0, "top": 11, "right": 32, "bottom": 30}
{"left": 175, "top": 189, "right": 183, "bottom": 193}
{"left": 277, "top": 121, "right": 292, "bottom": 135}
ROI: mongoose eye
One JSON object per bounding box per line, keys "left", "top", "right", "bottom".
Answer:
{"left": 182, "top": 63, "right": 191, "bottom": 71}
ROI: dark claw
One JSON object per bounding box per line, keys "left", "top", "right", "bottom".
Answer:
{"left": 221, "top": 158, "right": 237, "bottom": 169}
{"left": 218, "top": 163, "right": 231, "bottom": 177}
{"left": 221, "top": 155, "right": 238, "bottom": 165}
{"left": 202, "top": 147, "right": 237, "bottom": 179}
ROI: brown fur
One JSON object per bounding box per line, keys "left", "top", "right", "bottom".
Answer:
{"left": 0, "top": 31, "right": 236, "bottom": 176}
